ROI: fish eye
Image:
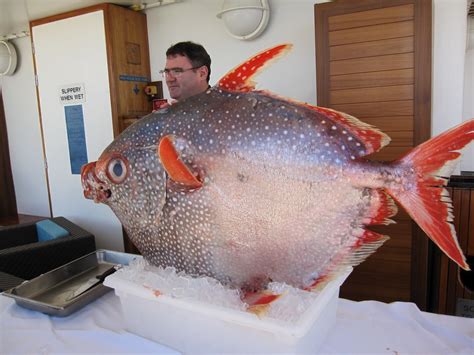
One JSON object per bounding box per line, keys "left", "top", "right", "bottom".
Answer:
{"left": 106, "top": 157, "right": 128, "bottom": 184}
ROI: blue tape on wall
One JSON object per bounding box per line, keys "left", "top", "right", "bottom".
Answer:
{"left": 64, "top": 105, "right": 88, "bottom": 174}
{"left": 119, "top": 75, "right": 149, "bottom": 82}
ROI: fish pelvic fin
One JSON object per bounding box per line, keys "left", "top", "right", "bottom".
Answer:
{"left": 366, "top": 189, "right": 398, "bottom": 226}
{"left": 158, "top": 135, "right": 203, "bottom": 190}
{"left": 243, "top": 290, "right": 282, "bottom": 317}
{"left": 303, "top": 190, "right": 395, "bottom": 291}
{"left": 387, "top": 119, "right": 474, "bottom": 271}
{"left": 217, "top": 44, "right": 292, "bottom": 92}
{"left": 306, "top": 230, "right": 389, "bottom": 291}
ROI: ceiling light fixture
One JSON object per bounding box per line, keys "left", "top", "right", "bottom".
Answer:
{"left": 217, "top": 0, "right": 270, "bottom": 41}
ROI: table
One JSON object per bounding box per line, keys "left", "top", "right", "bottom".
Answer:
{"left": 1, "top": 292, "right": 472, "bottom": 354}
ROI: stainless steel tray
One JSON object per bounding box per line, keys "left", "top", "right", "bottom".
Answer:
{"left": 2, "top": 249, "right": 138, "bottom": 317}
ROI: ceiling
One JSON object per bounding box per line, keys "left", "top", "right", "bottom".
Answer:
{"left": 0, "top": 0, "right": 156, "bottom": 38}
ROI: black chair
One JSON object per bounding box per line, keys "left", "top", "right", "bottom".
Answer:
{"left": 0, "top": 217, "right": 96, "bottom": 291}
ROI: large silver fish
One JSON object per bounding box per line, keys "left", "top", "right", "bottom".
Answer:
{"left": 82, "top": 44, "right": 472, "bottom": 291}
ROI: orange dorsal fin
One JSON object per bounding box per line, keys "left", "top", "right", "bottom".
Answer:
{"left": 218, "top": 44, "right": 292, "bottom": 92}
{"left": 158, "top": 135, "right": 202, "bottom": 189}
{"left": 305, "top": 104, "right": 391, "bottom": 155}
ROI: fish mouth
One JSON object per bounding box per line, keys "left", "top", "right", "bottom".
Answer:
{"left": 81, "top": 162, "right": 112, "bottom": 203}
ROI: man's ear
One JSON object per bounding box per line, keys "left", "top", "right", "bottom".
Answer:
{"left": 198, "top": 66, "right": 209, "bottom": 81}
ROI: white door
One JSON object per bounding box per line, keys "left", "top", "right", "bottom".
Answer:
{"left": 33, "top": 10, "right": 123, "bottom": 251}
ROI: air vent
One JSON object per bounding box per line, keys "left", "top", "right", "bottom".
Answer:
{"left": 469, "top": 0, "right": 474, "bottom": 16}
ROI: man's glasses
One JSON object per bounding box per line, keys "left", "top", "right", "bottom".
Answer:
{"left": 159, "top": 66, "right": 202, "bottom": 78}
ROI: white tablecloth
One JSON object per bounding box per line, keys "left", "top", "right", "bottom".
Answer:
{"left": 0, "top": 292, "right": 472, "bottom": 354}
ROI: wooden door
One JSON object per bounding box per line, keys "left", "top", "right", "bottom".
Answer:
{"left": 315, "top": 0, "right": 432, "bottom": 308}
{"left": 103, "top": 4, "right": 152, "bottom": 136}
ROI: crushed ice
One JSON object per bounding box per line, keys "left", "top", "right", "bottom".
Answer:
{"left": 115, "top": 258, "right": 245, "bottom": 311}
{"left": 113, "top": 258, "right": 323, "bottom": 324}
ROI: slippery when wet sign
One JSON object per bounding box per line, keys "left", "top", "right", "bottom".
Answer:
{"left": 59, "top": 83, "right": 86, "bottom": 105}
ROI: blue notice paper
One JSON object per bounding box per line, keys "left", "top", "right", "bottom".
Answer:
{"left": 64, "top": 105, "right": 88, "bottom": 174}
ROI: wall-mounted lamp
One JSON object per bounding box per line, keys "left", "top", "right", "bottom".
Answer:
{"left": 217, "top": 0, "right": 270, "bottom": 41}
{"left": 0, "top": 40, "right": 17, "bottom": 76}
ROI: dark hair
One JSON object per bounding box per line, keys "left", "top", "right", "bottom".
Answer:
{"left": 166, "top": 41, "right": 211, "bottom": 83}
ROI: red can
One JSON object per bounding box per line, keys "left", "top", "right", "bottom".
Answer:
{"left": 152, "top": 99, "right": 169, "bottom": 111}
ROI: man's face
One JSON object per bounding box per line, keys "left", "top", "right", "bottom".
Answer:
{"left": 165, "top": 54, "right": 208, "bottom": 101}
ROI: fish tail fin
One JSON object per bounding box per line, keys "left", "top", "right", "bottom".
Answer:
{"left": 386, "top": 119, "right": 474, "bottom": 271}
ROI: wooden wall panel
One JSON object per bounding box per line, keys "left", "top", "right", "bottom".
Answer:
{"left": 328, "top": 4, "right": 414, "bottom": 30}
{"left": 330, "top": 53, "right": 414, "bottom": 75}
{"left": 330, "top": 69, "right": 414, "bottom": 90}
{"left": 331, "top": 101, "right": 414, "bottom": 118}
{"left": 329, "top": 21, "right": 414, "bottom": 46}
{"left": 330, "top": 37, "right": 414, "bottom": 61}
{"left": 315, "top": 0, "right": 432, "bottom": 307}
{"left": 367, "top": 146, "right": 411, "bottom": 162}
{"left": 360, "top": 116, "right": 413, "bottom": 131}
{"left": 330, "top": 85, "right": 413, "bottom": 104}
{"left": 382, "top": 131, "right": 413, "bottom": 146}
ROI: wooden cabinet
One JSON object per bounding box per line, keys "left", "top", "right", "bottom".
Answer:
{"left": 430, "top": 176, "right": 474, "bottom": 316}
{"left": 102, "top": 4, "right": 152, "bottom": 135}
{"left": 30, "top": 4, "right": 151, "bottom": 251}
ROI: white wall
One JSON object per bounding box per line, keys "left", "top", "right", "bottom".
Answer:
{"left": 1, "top": 37, "right": 50, "bottom": 217}
{"left": 463, "top": 16, "right": 474, "bottom": 171}
{"left": 432, "top": 0, "right": 472, "bottom": 172}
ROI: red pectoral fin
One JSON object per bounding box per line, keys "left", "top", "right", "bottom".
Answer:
{"left": 218, "top": 44, "right": 292, "bottom": 92}
{"left": 158, "top": 135, "right": 202, "bottom": 189}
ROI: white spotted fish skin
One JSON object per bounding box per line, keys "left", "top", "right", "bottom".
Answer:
{"left": 82, "top": 44, "right": 472, "bottom": 290}
{"left": 83, "top": 87, "right": 389, "bottom": 289}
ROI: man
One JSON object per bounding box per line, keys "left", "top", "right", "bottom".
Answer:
{"left": 161, "top": 41, "right": 211, "bottom": 102}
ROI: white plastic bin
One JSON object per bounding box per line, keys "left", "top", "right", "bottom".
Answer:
{"left": 104, "top": 267, "right": 351, "bottom": 354}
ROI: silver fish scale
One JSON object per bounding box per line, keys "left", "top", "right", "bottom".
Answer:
{"left": 102, "top": 88, "right": 379, "bottom": 289}
{"left": 159, "top": 89, "right": 368, "bottom": 166}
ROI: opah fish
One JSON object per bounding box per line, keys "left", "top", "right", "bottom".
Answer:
{"left": 82, "top": 44, "right": 472, "bottom": 292}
